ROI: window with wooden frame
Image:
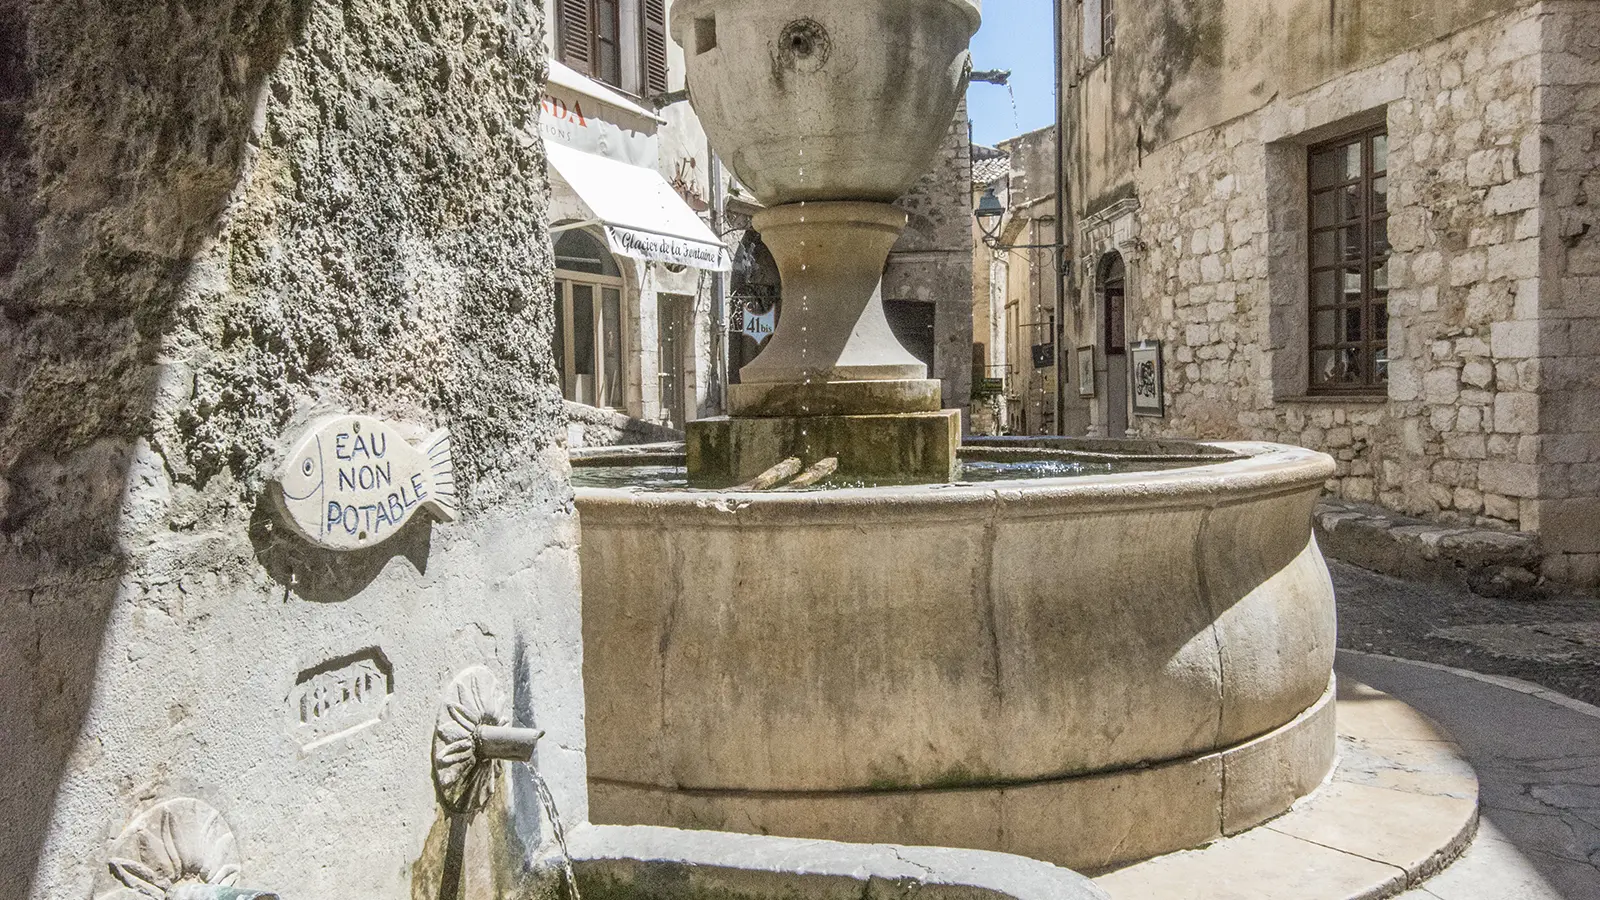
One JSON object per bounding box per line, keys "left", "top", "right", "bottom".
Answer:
{"left": 553, "top": 229, "right": 627, "bottom": 409}
{"left": 1308, "top": 128, "right": 1389, "bottom": 393}
{"left": 1081, "top": 0, "right": 1112, "bottom": 62}
{"left": 557, "top": 0, "right": 669, "bottom": 98}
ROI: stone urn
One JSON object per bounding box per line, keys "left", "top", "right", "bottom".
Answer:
{"left": 673, "top": 0, "right": 982, "bottom": 485}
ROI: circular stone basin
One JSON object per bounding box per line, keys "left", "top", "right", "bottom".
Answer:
{"left": 575, "top": 439, "right": 1338, "bottom": 874}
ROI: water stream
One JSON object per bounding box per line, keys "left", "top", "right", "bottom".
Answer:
{"left": 529, "top": 770, "right": 582, "bottom": 900}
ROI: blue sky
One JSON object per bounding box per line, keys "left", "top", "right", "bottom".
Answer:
{"left": 966, "top": 0, "right": 1056, "bottom": 147}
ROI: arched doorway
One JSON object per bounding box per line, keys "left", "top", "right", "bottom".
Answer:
{"left": 1100, "top": 252, "right": 1128, "bottom": 438}
{"left": 553, "top": 228, "right": 625, "bottom": 409}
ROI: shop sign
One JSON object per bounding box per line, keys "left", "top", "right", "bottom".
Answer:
{"left": 604, "top": 225, "right": 728, "bottom": 271}
{"left": 540, "top": 89, "right": 658, "bottom": 169}
{"left": 1031, "top": 343, "right": 1055, "bottom": 369}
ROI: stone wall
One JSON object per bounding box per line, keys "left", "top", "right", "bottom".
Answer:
{"left": 1, "top": 1, "right": 586, "bottom": 897}
{"left": 887, "top": 99, "right": 976, "bottom": 423}
{"left": 1530, "top": 0, "right": 1600, "bottom": 585}
{"left": 565, "top": 400, "right": 684, "bottom": 448}
{"left": 1109, "top": 2, "right": 1599, "bottom": 586}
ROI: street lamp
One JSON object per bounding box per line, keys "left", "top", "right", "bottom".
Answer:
{"left": 974, "top": 185, "right": 1006, "bottom": 246}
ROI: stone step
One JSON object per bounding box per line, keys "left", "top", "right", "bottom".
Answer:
{"left": 1314, "top": 498, "right": 1543, "bottom": 599}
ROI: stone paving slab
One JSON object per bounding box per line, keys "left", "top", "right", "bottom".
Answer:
{"left": 1339, "top": 652, "right": 1600, "bottom": 900}
{"left": 1094, "top": 675, "right": 1478, "bottom": 900}
{"left": 1394, "top": 819, "right": 1596, "bottom": 900}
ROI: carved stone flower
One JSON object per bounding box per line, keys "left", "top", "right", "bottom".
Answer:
{"left": 106, "top": 798, "right": 241, "bottom": 899}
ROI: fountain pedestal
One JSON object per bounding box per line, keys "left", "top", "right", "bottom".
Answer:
{"left": 687, "top": 201, "right": 959, "bottom": 486}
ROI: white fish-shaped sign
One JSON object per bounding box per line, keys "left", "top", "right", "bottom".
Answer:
{"left": 277, "top": 415, "right": 457, "bottom": 551}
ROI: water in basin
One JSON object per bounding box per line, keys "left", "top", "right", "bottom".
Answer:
{"left": 570, "top": 457, "right": 1198, "bottom": 491}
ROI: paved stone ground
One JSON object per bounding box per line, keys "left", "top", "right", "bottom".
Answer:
{"left": 1334, "top": 561, "right": 1600, "bottom": 898}
{"left": 1334, "top": 560, "right": 1600, "bottom": 707}
{"left": 1336, "top": 652, "right": 1600, "bottom": 899}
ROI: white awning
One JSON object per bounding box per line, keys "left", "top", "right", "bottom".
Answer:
{"left": 547, "top": 142, "right": 731, "bottom": 272}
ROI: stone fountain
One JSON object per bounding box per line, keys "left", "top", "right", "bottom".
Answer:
{"left": 677, "top": 0, "right": 981, "bottom": 486}
{"left": 575, "top": 0, "right": 1347, "bottom": 876}
{"left": 1, "top": 0, "right": 1480, "bottom": 893}
{"left": 1, "top": 1, "right": 1108, "bottom": 899}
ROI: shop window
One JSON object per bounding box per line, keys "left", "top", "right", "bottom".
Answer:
{"left": 556, "top": 0, "right": 669, "bottom": 98}
{"left": 553, "top": 229, "right": 625, "bottom": 408}
{"left": 1307, "top": 127, "right": 1389, "bottom": 393}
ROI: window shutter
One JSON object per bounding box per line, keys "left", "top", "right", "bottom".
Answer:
{"left": 1081, "top": 0, "right": 1103, "bottom": 61}
{"left": 641, "top": 0, "right": 669, "bottom": 96}
{"left": 559, "top": 0, "right": 594, "bottom": 75}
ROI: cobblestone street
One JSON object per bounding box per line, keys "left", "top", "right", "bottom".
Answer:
{"left": 1335, "top": 559, "right": 1600, "bottom": 707}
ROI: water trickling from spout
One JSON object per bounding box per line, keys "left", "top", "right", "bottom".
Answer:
{"left": 528, "top": 768, "right": 582, "bottom": 900}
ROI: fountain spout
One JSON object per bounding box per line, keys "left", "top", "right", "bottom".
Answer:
{"left": 474, "top": 724, "right": 546, "bottom": 762}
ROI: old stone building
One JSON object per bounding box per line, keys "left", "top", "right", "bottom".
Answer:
{"left": 972, "top": 127, "right": 1061, "bottom": 435}
{"left": 884, "top": 99, "right": 978, "bottom": 425}
{"left": 542, "top": 0, "right": 733, "bottom": 431}
{"left": 1062, "top": 0, "right": 1600, "bottom": 586}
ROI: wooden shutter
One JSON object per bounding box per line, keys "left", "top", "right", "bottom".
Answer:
{"left": 641, "top": 0, "right": 669, "bottom": 96}
{"left": 559, "top": 0, "right": 594, "bottom": 75}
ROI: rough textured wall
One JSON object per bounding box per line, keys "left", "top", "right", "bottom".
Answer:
{"left": 888, "top": 101, "right": 975, "bottom": 422}
{"left": 0, "top": 0, "right": 583, "bottom": 897}
{"left": 1128, "top": 9, "right": 1541, "bottom": 501}
{"left": 1070, "top": 0, "right": 1534, "bottom": 218}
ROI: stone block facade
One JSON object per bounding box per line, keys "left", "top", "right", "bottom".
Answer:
{"left": 1077, "top": 1, "right": 1600, "bottom": 587}
{"left": 887, "top": 99, "right": 976, "bottom": 422}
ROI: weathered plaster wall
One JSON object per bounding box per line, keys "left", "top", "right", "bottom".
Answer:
{"left": 986, "top": 127, "right": 1060, "bottom": 436}
{"left": 1, "top": 1, "right": 585, "bottom": 897}
{"left": 1070, "top": 0, "right": 1535, "bottom": 215}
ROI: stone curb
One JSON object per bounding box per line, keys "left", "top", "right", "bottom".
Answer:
{"left": 565, "top": 822, "right": 1109, "bottom": 900}
{"left": 1092, "top": 677, "right": 1480, "bottom": 900}
{"left": 1314, "top": 498, "right": 1542, "bottom": 599}
{"left": 1338, "top": 649, "right": 1600, "bottom": 720}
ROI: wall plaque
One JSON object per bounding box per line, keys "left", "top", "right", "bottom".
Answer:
{"left": 1130, "top": 340, "right": 1165, "bottom": 417}
{"left": 277, "top": 415, "right": 456, "bottom": 551}
{"left": 288, "top": 648, "right": 393, "bottom": 750}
